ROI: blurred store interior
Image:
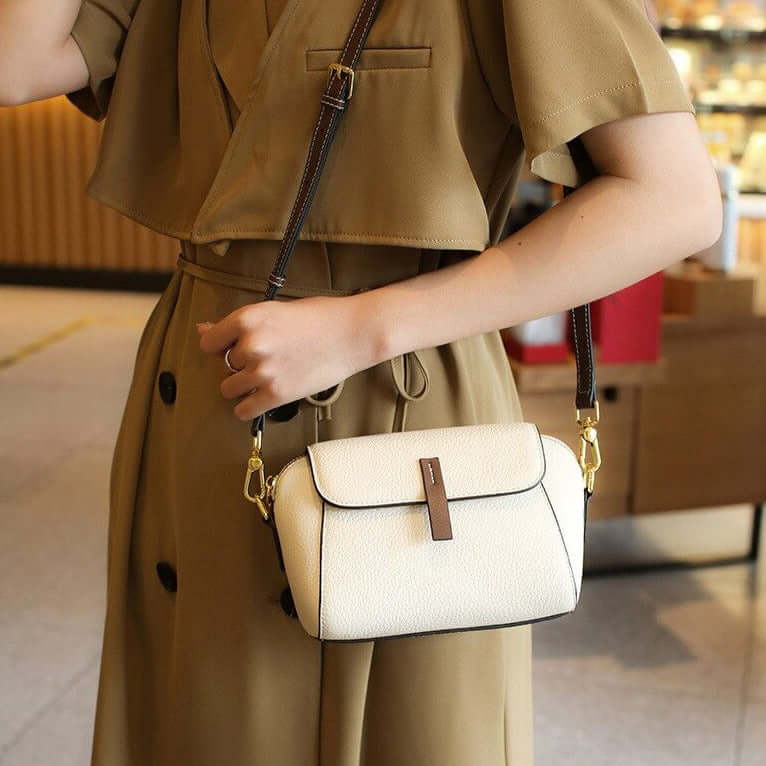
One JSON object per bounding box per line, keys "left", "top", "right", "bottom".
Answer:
{"left": 1, "top": 1, "right": 766, "bottom": 764}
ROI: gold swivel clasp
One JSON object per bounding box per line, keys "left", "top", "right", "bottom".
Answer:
{"left": 576, "top": 400, "right": 602, "bottom": 494}
{"left": 243, "top": 428, "right": 271, "bottom": 521}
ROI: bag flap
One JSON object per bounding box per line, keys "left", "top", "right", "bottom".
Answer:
{"left": 305, "top": 422, "right": 546, "bottom": 508}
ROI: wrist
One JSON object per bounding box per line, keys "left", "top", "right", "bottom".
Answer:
{"left": 346, "top": 288, "right": 396, "bottom": 369}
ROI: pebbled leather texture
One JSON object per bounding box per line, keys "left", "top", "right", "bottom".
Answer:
{"left": 305, "top": 422, "right": 546, "bottom": 507}
{"left": 273, "top": 423, "right": 586, "bottom": 641}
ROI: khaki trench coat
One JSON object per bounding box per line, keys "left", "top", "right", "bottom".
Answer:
{"left": 65, "top": 1, "right": 695, "bottom": 764}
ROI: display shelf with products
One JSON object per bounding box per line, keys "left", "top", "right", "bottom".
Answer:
{"left": 657, "top": 0, "right": 766, "bottom": 192}
{"left": 657, "top": 0, "right": 766, "bottom": 31}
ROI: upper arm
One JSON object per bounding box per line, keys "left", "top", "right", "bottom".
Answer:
{"left": 65, "top": 0, "right": 140, "bottom": 121}
{"left": 0, "top": 0, "right": 138, "bottom": 118}
{"left": 495, "top": 0, "right": 698, "bottom": 189}
{"left": 579, "top": 110, "right": 723, "bottom": 246}
{"left": 578, "top": 109, "right": 711, "bottom": 190}
{"left": 10, "top": 37, "right": 90, "bottom": 106}
{"left": 464, "top": 0, "right": 721, "bottom": 249}
{"left": 0, "top": 1, "right": 90, "bottom": 107}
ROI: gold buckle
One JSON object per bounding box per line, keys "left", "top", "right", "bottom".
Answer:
{"left": 327, "top": 63, "right": 355, "bottom": 100}
{"left": 576, "top": 400, "right": 602, "bottom": 494}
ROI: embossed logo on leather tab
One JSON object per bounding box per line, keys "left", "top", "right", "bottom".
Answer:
{"left": 418, "top": 457, "right": 453, "bottom": 541}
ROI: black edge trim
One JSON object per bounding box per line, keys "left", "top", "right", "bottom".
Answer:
{"left": 304, "top": 424, "right": 547, "bottom": 510}
{"left": 310, "top": 607, "right": 577, "bottom": 643}
{"left": 317, "top": 498, "right": 326, "bottom": 640}
{"left": 540, "top": 480, "right": 579, "bottom": 606}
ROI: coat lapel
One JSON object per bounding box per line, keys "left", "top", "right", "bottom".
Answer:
{"left": 207, "top": 0, "right": 292, "bottom": 115}
{"left": 191, "top": 0, "right": 309, "bottom": 242}
{"left": 205, "top": 0, "right": 300, "bottom": 118}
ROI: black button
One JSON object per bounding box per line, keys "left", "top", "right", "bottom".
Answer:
{"left": 280, "top": 585, "right": 298, "bottom": 618}
{"left": 267, "top": 400, "right": 300, "bottom": 422}
{"left": 156, "top": 561, "right": 178, "bottom": 592}
{"left": 158, "top": 371, "right": 177, "bottom": 404}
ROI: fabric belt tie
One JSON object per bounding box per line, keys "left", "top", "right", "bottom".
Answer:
{"left": 388, "top": 349, "right": 431, "bottom": 432}
{"left": 304, "top": 350, "right": 430, "bottom": 441}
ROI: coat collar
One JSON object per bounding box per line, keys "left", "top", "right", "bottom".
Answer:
{"left": 190, "top": 0, "right": 312, "bottom": 245}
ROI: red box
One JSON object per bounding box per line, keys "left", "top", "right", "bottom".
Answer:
{"left": 503, "top": 333, "right": 570, "bottom": 364}
{"left": 572, "top": 271, "right": 664, "bottom": 363}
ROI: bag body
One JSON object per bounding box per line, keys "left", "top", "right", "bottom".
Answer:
{"left": 271, "top": 422, "right": 585, "bottom": 641}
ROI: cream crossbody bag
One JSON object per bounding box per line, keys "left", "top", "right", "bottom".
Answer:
{"left": 241, "top": 0, "right": 602, "bottom": 642}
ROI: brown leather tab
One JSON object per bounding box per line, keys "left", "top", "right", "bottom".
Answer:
{"left": 418, "top": 457, "right": 453, "bottom": 541}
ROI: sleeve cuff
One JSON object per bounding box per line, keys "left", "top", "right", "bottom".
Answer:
{"left": 65, "top": 0, "right": 131, "bottom": 121}
{"left": 525, "top": 77, "right": 697, "bottom": 188}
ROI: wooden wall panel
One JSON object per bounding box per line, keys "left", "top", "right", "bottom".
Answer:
{"left": 0, "top": 97, "right": 177, "bottom": 272}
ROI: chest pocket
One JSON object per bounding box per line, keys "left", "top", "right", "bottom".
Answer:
{"left": 297, "top": 40, "right": 493, "bottom": 250}
{"left": 305, "top": 46, "right": 432, "bottom": 72}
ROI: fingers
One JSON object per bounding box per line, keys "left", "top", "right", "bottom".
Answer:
{"left": 220, "top": 365, "right": 262, "bottom": 400}
{"left": 217, "top": 345, "right": 282, "bottom": 420}
{"left": 232, "top": 387, "right": 282, "bottom": 421}
{"left": 218, "top": 359, "right": 283, "bottom": 421}
{"left": 195, "top": 305, "right": 285, "bottom": 420}
{"left": 197, "top": 305, "right": 256, "bottom": 354}
{"left": 197, "top": 314, "right": 266, "bottom": 371}
{"left": 222, "top": 342, "right": 248, "bottom": 373}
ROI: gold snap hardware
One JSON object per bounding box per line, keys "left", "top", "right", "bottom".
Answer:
{"left": 575, "top": 400, "right": 602, "bottom": 493}
{"left": 243, "top": 429, "right": 270, "bottom": 519}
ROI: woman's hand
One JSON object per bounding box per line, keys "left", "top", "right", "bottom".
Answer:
{"left": 196, "top": 294, "right": 384, "bottom": 421}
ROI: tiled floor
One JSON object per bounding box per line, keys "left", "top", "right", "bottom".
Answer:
{"left": 1, "top": 284, "right": 764, "bottom": 766}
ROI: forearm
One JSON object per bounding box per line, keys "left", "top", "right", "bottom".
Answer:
{"left": 0, "top": 0, "right": 87, "bottom": 106}
{"left": 356, "top": 173, "right": 722, "bottom": 365}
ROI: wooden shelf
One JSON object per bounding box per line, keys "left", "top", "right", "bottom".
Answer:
{"left": 693, "top": 102, "right": 766, "bottom": 116}
{"left": 661, "top": 24, "right": 766, "bottom": 42}
{"left": 508, "top": 351, "right": 667, "bottom": 394}
{"left": 508, "top": 308, "right": 766, "bottom": 394}
{"left": 661, "top": 310, "right": 766, "bottom": 333}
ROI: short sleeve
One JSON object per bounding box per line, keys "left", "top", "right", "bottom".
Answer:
{"left": 66, "top": 0, "right": 138, "bottom": 121}
{"left": 501, "top": 0, "right": 696, "bottom": 188}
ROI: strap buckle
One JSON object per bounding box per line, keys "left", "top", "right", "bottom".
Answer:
{"left": 576, "top": 400, "right": 601, "bottom": 494}
{"left": 327, "top": 62, "right": 355, "bottom": 100}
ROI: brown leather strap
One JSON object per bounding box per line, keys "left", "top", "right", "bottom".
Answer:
{"left": 264, "top": 0, "right": 384, "bottom": 299}
{"left": 562, "top": 185, "right": 597, "bottom": 412}
{"left": 571, "top": 302, "right": 596, "bottom": 410}
{"left": 250, "top": 0, "right": 385, "bottom": 437}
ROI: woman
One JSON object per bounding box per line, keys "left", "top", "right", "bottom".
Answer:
{"left": 0, "top": 1, "right": 720, "bottom": 764}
